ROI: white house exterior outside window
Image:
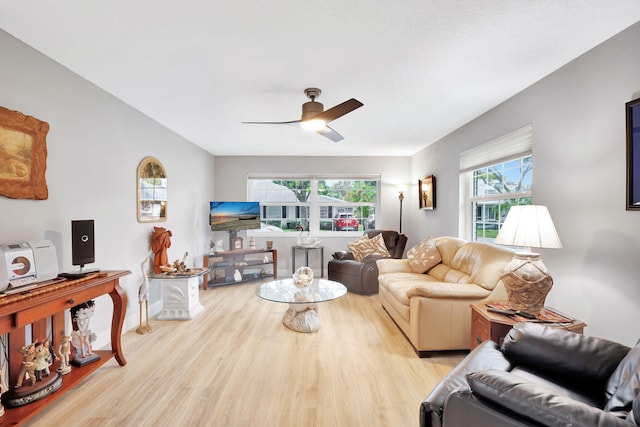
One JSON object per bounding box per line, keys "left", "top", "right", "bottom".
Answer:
{"left": 248, "top": 174, "right": 380, "bottom": 235}
{"left": 459, "top": 124, "right": 533, "bottom": 243}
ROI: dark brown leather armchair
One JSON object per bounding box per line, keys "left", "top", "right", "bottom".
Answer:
{"left": 327, "top": 229, "right": 407, "bottom": 294}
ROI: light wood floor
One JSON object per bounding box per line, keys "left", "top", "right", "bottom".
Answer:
{"left": 27, "top": 281, "right": 463, "bottom": 427}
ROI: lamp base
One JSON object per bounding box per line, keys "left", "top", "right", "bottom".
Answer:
{"left": 501, "top": 252, "right": 553, "bottom": 316}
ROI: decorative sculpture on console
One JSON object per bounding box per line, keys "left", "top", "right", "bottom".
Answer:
{"left": 57, "top": 335, "right": 72, "bottom": 375}
{"left": 152, "top": 226, "right": 172, "bottom": 274}
{"left": 137, "top": 256, "right": 152, "bottom": 334}
{"left": 0, "top": 367, "right": 7, "bottom": 416}
{"left": 70, "top": 300, "right": 100, "bottom": 366}
{"left": 14, "top": 345, "right": 36, "bottom": 389}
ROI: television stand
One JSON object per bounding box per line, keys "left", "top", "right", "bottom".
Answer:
{"left": 202, "top": 249, "right": 277, "bottom": 290}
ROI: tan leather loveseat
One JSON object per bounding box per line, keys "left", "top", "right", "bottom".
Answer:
{"left": 377, "top": 236, "right": 514, "bottom": 356}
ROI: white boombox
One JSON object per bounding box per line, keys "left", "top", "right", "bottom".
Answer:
{"left": 0, "top": 240, "right": 59, "bottom": 292}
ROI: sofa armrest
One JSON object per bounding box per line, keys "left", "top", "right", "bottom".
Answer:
{"left": 332, "top": 251, "right": 355, "bottom": 261}
{"left": 376, "top": 258, "right": 411, "bottom": 274}
{"left": 502, "top": 323, "right": 631, "bottom": 393}
{"left": 407, "top": 282, "right": 491, "bottom": 299}
{"left": 466, "top": 370, "right": 632, "bottom": 427}
{"left": 420, "top": 341, "right": 512, "bottom": 427}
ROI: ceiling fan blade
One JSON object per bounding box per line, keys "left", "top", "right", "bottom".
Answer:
{"left": 242, "top": 120, "right": 301, "bottom": 126}
{"left": 315, "top": 98, "right": 363, "bottom": 123}
{"left": 317, "top": 125, "right": 344, "bottom": 142}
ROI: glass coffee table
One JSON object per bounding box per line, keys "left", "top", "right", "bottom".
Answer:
{"left": 256, "top": 278, "right": 347, "bottom": 333}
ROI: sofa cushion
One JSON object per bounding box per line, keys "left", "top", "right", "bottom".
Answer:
{"left": 348, "top": 233, "right": 389, "bottom": 261}
{"left": 447, "top": 242, "right": 514, "bottom": 291}
{"left": 406, "top": 282, "right": 491, "bottom": 299}
{"left": 605, "top": 343, "right": 640, "bottom": 418}
{"left": 407, "top": 237, "right": 442, "bottom": 273}
{"left": 379, "top": 272, "right": 437, "bottom": 305}
{"left": 365, "top": 229, "right": 406, "bottom": 258}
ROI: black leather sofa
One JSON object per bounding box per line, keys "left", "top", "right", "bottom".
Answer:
{"left": 327, "top": 229, "right": 407, "bottom": 294}
{"left": 421, "top": 322, "right": 640, "bottom": 427}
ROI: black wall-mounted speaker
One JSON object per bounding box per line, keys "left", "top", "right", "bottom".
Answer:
{"left": 71, "top": 220, "right": 95, "bottom": 268}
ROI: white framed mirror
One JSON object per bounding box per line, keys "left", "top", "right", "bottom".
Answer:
{"left": 137, "top": 156, "right": 167, "bottom": 223}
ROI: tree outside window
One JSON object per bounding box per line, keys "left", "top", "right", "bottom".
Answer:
{"left": 248, "top": 176, "right": 379, "bottom": 234}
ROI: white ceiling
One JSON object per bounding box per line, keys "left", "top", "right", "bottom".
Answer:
{"left": 2, "top": 1, "right": 640, "bottom": 157}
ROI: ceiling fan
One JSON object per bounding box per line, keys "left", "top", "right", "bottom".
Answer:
{"left": 242, "top": 88, "right": 363, "bottom": 142}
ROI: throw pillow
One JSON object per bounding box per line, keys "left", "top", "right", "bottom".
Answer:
{"left": 347, "top": 233, "right": 390, "bottom": 262}
{"left": 407, "top": 237, "right": 442, "bottom": 273}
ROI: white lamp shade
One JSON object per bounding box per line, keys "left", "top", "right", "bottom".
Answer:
{"left": 494, "top": 205, "right": 562, "bottom": 249}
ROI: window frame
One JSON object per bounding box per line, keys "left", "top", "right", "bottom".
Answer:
{"left": 459, "top": 125, "right": 533, "bottom": 242}
{"left": 247, "top": 174, "right": 381, "bottom": 237}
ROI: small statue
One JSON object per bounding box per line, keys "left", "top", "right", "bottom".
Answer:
{"left": 169, "top": 251, "right": 189, "bottom": 274}
{"left": 249, "top": 237, "right": 256, "bottom": 249}
{"left": 33, "top": 341, "right": 49, "bottom": 381}
{"left": 0, "top": 367, "right": 7, "bottom": 416}
{"left": 57, "top": 335, "right": 72, "bottom": 374}
{"left": 15, "top": 344, "right": 36, "bottom": 388}
{"left": 233, "top": 269, "right": 242, "bottom": 281}
{"left": 70, "top": 300, "right": 97, "bottom": 361}
{"left": 137, "top": 256, "right": 152, "bottom": 334}
{"left": 152, "top": 226, "right": 172, "bottom": 274}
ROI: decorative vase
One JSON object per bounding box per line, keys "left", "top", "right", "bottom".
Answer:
{"left": 500, "top": 253, "right": 553, "bottom": 316}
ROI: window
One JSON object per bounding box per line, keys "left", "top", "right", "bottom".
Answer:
{"left": 248, "top": 174, "right": 380, "bottom": 234}
{"left": 460, "top": 125, "right": 533, "bottom": 242}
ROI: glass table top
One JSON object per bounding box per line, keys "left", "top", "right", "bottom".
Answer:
{"left": 256, "top": 278, "right": 347, "bottom": 304}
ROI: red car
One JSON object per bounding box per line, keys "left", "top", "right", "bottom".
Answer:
{"left": 333, "top": 213, "right": 358, "bottom": 231}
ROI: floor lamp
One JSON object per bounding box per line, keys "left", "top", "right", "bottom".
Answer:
{"left": 494, "top": 205, "right": 562, "bottom": 315}
{"left": 398, "top": 190, "right": 404, "bottom": 233}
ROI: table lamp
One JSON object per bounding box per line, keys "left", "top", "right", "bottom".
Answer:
{"left": 494, "top": 205, "right": 562, "bottom": 315}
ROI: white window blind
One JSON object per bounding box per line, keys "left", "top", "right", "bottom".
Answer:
{"left": 459, "top": 124, "right": 533, "bottom": 172}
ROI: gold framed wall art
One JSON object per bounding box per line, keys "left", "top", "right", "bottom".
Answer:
{"left": 0, "top": 106, "right": 50, "bottom": 200}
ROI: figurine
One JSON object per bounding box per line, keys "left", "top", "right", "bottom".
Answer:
{"left": 45, "top": 339, "right": 57, "bottom": 373}
{"left": 249, "top": 237, "right": 256, "bottom": 249}
{"left": 0, "top": 367, "right": 7, "bottom": 416}
{"left": 33, "top": 341, "right": 49, "bottom": 381}
{"left": 57, "top": 335, "right": 72, "bottom": 374}
{"left": 137, "top": 256, "right": 152, "bottom": 334}
{"left": 15, "top": 344, "right": 36, "bottom": 388}
{"left": 233, "top": 269, "right": 242, "bottom": 281}
{"left": 152, "top": 226, "right": 172, "bottom": 274}
{"left": 71, "top": 300, "right": 97, "bottom": 359}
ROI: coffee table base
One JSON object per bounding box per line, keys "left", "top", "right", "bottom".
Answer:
{"left": 282, "top": 303, "right": 320, "bottom": 333}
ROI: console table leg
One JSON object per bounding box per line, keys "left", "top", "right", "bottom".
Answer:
{"left": 109, "top": 281, "right": 128, "bottom": 366}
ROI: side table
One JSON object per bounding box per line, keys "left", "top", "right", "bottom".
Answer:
{"left": 291, "top": 246, "right": 324, "bottom": 277}
{"left": 150, "top": 269, "right": 208, "bottom": 320}
{"left": 470, "top": 302, "right": 586, "bottom": 350}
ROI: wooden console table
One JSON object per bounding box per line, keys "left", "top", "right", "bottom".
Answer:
{"left": 0, "top": 270, "right": 130, "bottom": 426}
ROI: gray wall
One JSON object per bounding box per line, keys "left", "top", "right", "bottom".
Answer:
{"left": 408, "top": 21, "right": 640, "bottom": 346}
{"left": 0, "top": 31, "right": 216, "bottom": 346}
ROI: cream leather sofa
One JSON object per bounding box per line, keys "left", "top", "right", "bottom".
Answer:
{"left": 377, "top": 236, "right": 514, "bottom": 356}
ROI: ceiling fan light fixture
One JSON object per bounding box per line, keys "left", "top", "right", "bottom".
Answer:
{"left": 301, "top": 118, "right": 326, "bottom": 131}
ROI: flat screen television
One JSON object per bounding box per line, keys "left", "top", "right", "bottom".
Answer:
{"left": 210, "top": 201, "right": 261, "bottom": 231}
